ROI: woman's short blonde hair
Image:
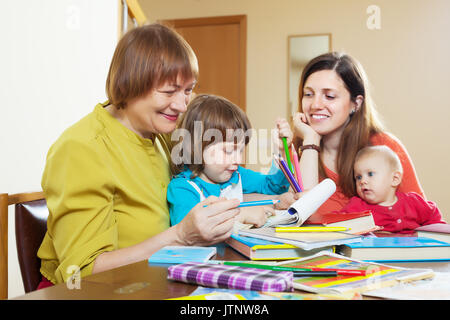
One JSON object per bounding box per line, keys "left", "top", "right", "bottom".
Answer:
{"left": 106, "top": 23, "right": 198, "bottom": 109}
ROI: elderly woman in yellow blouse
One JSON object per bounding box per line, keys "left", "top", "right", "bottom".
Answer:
{"left": 37, "top": 24, "right": 240, "bottom": 287}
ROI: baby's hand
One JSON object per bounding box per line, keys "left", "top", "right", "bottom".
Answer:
{"left": 275, "top": 118, "right": 293, "bottom": 151}
{"left": 274, "top": 191, "right": 302, "bottom": 209}
{"left": 237, "top": 206, "right": 275, "bottom": 228}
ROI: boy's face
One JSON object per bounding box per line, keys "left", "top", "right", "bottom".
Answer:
{"left": 353, "top": 154, "right": 400, "bottom": 205}
{"left": 200, "top": 140, "right": 245, "bottom": 184}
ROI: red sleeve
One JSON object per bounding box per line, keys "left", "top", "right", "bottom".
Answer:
{"left": 339, "top": 196, "right": 367, "bottom": 213}
{"left": 408, "top": 192, "right": 446, "bottom": 225}
{"left": 370, "top": 132, "right": 425, "bottom": 198}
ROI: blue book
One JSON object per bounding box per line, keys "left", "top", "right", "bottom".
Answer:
{"left": 148, "top": 246, "right": 217, "bottom": 264}
{"left": 340, "top": 236, "right": 450, "bottom": 262}
{"left": 226, "top": 234, "right": 335, "bottom": 260}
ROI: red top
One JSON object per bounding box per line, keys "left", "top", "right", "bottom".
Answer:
{"left": 341, "top": 192, "right": 445, "bottom": 233}
{"left": 315, "top": 132, "right": 425, "bottom": 215}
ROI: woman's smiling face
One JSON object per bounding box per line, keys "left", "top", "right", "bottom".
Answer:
{"left": 124, "top": 75, "right": 196, "bottom": 138}
{"left": 301, "top": 69, "right": 357, "bottom": 137}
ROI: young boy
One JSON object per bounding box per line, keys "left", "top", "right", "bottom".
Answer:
{"left": 341, "top": 145, "right": 446, "bottom": 233}
{"left": 167, "top": 94, "right": 298, "bottom": 227}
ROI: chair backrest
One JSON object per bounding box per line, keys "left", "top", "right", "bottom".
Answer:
{"left": 0, "top": 192, "right": 47, "bottom": 299}
{"left": 15, "top": 198, "right": 48, "bottom": 294}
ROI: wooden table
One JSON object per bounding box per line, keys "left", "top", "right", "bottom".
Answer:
{"left": 13, "top": 243, "right": 450, "bottom": 300}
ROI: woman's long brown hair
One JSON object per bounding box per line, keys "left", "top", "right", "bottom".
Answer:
{"left": 297, "top": 52, "right": 385, "bottom": 196}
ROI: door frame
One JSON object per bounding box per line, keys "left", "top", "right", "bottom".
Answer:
{"left": 161, "top": 15, "right": 247, "bottom": 111}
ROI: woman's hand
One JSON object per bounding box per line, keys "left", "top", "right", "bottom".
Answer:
{"left": 276, "top": 118, "right": 294, "bottom": 150}
{"left": 274, "top": 190, "right": 303, "bottom": 209}
{"left": 175, "top": 196, "right": 240, "bottom": 246}
{"left": 292, "top": 112, "right": 321, "bottom": 144}
{"left": 237, "top": 206, "right": 274, "bottom": 228}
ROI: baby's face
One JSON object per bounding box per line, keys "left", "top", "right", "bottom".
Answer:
{"left": 354, "top": 154, "right": 396, "bottom": 205}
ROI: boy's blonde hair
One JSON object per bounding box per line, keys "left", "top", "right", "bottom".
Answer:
{"left": 355, "top": 145, "right": 403, "bottom": 174}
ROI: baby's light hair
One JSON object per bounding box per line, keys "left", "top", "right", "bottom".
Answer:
{"left": 355, "top": 145, "right": 403, "bottom": 174}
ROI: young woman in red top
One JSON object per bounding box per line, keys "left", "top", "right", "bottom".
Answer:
{"left": 291, "top": 52, "right": 424, "bottom": 214}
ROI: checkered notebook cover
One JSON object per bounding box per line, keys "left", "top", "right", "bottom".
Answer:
{"left": 168, "top": 262, "right": 293, "bottom": 292}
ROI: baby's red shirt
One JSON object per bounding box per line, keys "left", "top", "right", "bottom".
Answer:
{"left": 314, "top": 132, "right": 425, "bottom": 215}
{"left": 341, "top": 192, "right": 446, "bottom": 233}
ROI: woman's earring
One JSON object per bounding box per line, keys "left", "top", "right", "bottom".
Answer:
{"left": 350, "top": 109, "right": 356, "bottom": 116}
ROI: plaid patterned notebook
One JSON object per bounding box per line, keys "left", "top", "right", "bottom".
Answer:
{"left": 167, "top": 262, "right": 293, "bottom": 292}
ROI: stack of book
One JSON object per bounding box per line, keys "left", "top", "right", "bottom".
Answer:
{"left": 264, "top": 209, "right": 380, "bottom": 235}
{"left": 302, "top": 210, "right": 381, "bottom": 234}
{"left": 229, "top": 211, "right": 450, "bottom": 263}
{"left": 228, "top": 209, "right": 379, "bottom": 261}
{"left": 225, "top": 233, "right": 335, "bottom": 260}
{"left": 338, "top": 233, "right": 450, "bottom": 262}
{"left": 415, "top": 223, "right": 450, "bottom": 243}
{"left": 238, "top": 227, "right": 362, "bottom": 251}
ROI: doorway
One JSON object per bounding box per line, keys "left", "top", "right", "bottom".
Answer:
{"left": 162, "top": 15, "right": 247, "bottom": 111}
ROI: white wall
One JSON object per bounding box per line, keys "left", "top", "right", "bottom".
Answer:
{"left": 1, "top": 0, "right": 119, "bottom": 298}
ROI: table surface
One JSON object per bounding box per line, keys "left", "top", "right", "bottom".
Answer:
{"left": 14, "top": 243, "right": 450, "bottom": 300}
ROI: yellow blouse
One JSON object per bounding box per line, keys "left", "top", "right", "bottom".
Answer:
{"left": 38, "top": 102, "right": 172, "bottom": 284}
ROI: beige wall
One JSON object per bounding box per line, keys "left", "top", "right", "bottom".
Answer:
{"left": 141, "top": 0, "right": 450, "bottom": 222}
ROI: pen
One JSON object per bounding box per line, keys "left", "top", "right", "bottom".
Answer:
{"left": 204, "top": 199, "right": 280, "bottom": 208}
{"left": 275, "top": 226, "right": 349, "bottom": 232}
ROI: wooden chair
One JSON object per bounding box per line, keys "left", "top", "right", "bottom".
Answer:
{"left": 0, "top": 192, "right": 47, "bottom": 299}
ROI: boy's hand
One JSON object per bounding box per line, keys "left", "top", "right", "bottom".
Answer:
{"left": 274, "top": 190, "right": 303, "bottom": 209}
{"left": 237, "top": 206, "right": 275, "bottom": 228}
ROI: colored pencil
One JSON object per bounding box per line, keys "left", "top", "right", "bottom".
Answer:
{"left": 275, "top": 226, "right": 349, "bottom": 232}
{"left": 237, "top": 200, "right": 280, "bottom": 208}
{"left": 307, "top": 268, "right": 369, "bottom": 276}
{"left": 278, "top": 156, "right": 302, "bottom": 193}
{"left": 282, "top": 137, "right": 294, "bottom": 173}
{"left": 221, "top": 262, "right": 369, "bottom": 276}
{"left": 203, "top": 199, "right": 280, "bottom": 208}
{"left": 291, "top": 144, "right": 303, "bottom": 191}
{"left": 273, "top": 154, "right": 297, "bottom": 191}
{"left": 289, "top": 144, "right": 299, "bottom": 187}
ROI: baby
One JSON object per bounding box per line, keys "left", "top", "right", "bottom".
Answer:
{"left": 341, "top": 145, "right": 446, "bottom": 233}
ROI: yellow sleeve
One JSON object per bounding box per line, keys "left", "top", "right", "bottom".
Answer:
{"left": 41, "top": 136, "right": 117, "bottom": 283}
